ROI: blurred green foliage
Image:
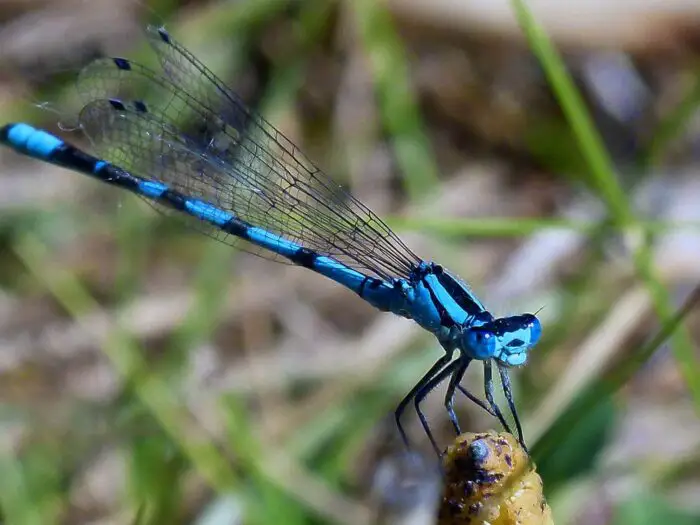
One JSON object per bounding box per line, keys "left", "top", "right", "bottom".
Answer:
{"left": 1, "top": 0, "right": 700, "bottom": 523}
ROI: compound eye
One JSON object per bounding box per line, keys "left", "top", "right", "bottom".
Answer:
{"left": 528, "top": 316, "right": 542, "bottom": 344}
{"left": 463, "top": 328, "right": 496, "bottom": 359}
{"left": 474, "top": 331, "right": 490, "bottom": 343}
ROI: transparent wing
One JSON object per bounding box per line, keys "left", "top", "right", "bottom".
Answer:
{"left": 71, "top": 28, "right": 421, "bottom": 281}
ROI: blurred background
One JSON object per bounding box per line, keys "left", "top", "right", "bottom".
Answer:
{"left": 2, "top": 0, "right": 700, "bottom": 523}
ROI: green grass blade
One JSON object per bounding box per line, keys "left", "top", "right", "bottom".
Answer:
{"left": 510, "top": 0, "right": 632, "bottom": 225}
{"left": 352, "top": 0, "right": 440, "bottom": 199}
{"left": 13, "top": 234, "right": 240, "bottom": 493}
{"left": 642, "top": 73, "right": 700, "bottom": 168}
{"left": 511, "top": 0, "right": 700, "bottom": 416}
{"left": 533, "top": 283, "right": 700, "bottom": 459}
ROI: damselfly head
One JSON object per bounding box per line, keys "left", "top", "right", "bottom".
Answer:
{"left": 494, "top": 313, "right": 541, "bottom": 367}
{"left": 461, "top": 313, "right": 541, "bottom": 367}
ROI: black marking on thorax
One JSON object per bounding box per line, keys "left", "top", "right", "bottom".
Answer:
{"left": 358, "top": 275, "right": 383, "bottom": 298}
{"left": 288, "top": 247, "right": 317, "bottom": 268}
{"left": 420, "top": 264, "right": 456, "bottom": 328}
{"left": 433, "top": 265, "right": 485, "bottom": 316}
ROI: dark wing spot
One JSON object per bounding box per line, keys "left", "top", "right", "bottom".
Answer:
{"left": 113, "top": 57, "right": 131, "bottom": 70}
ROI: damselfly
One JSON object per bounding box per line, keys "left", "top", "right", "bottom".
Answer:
{"left": 0, "top": 26, "right": 541, "bottom": 455}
